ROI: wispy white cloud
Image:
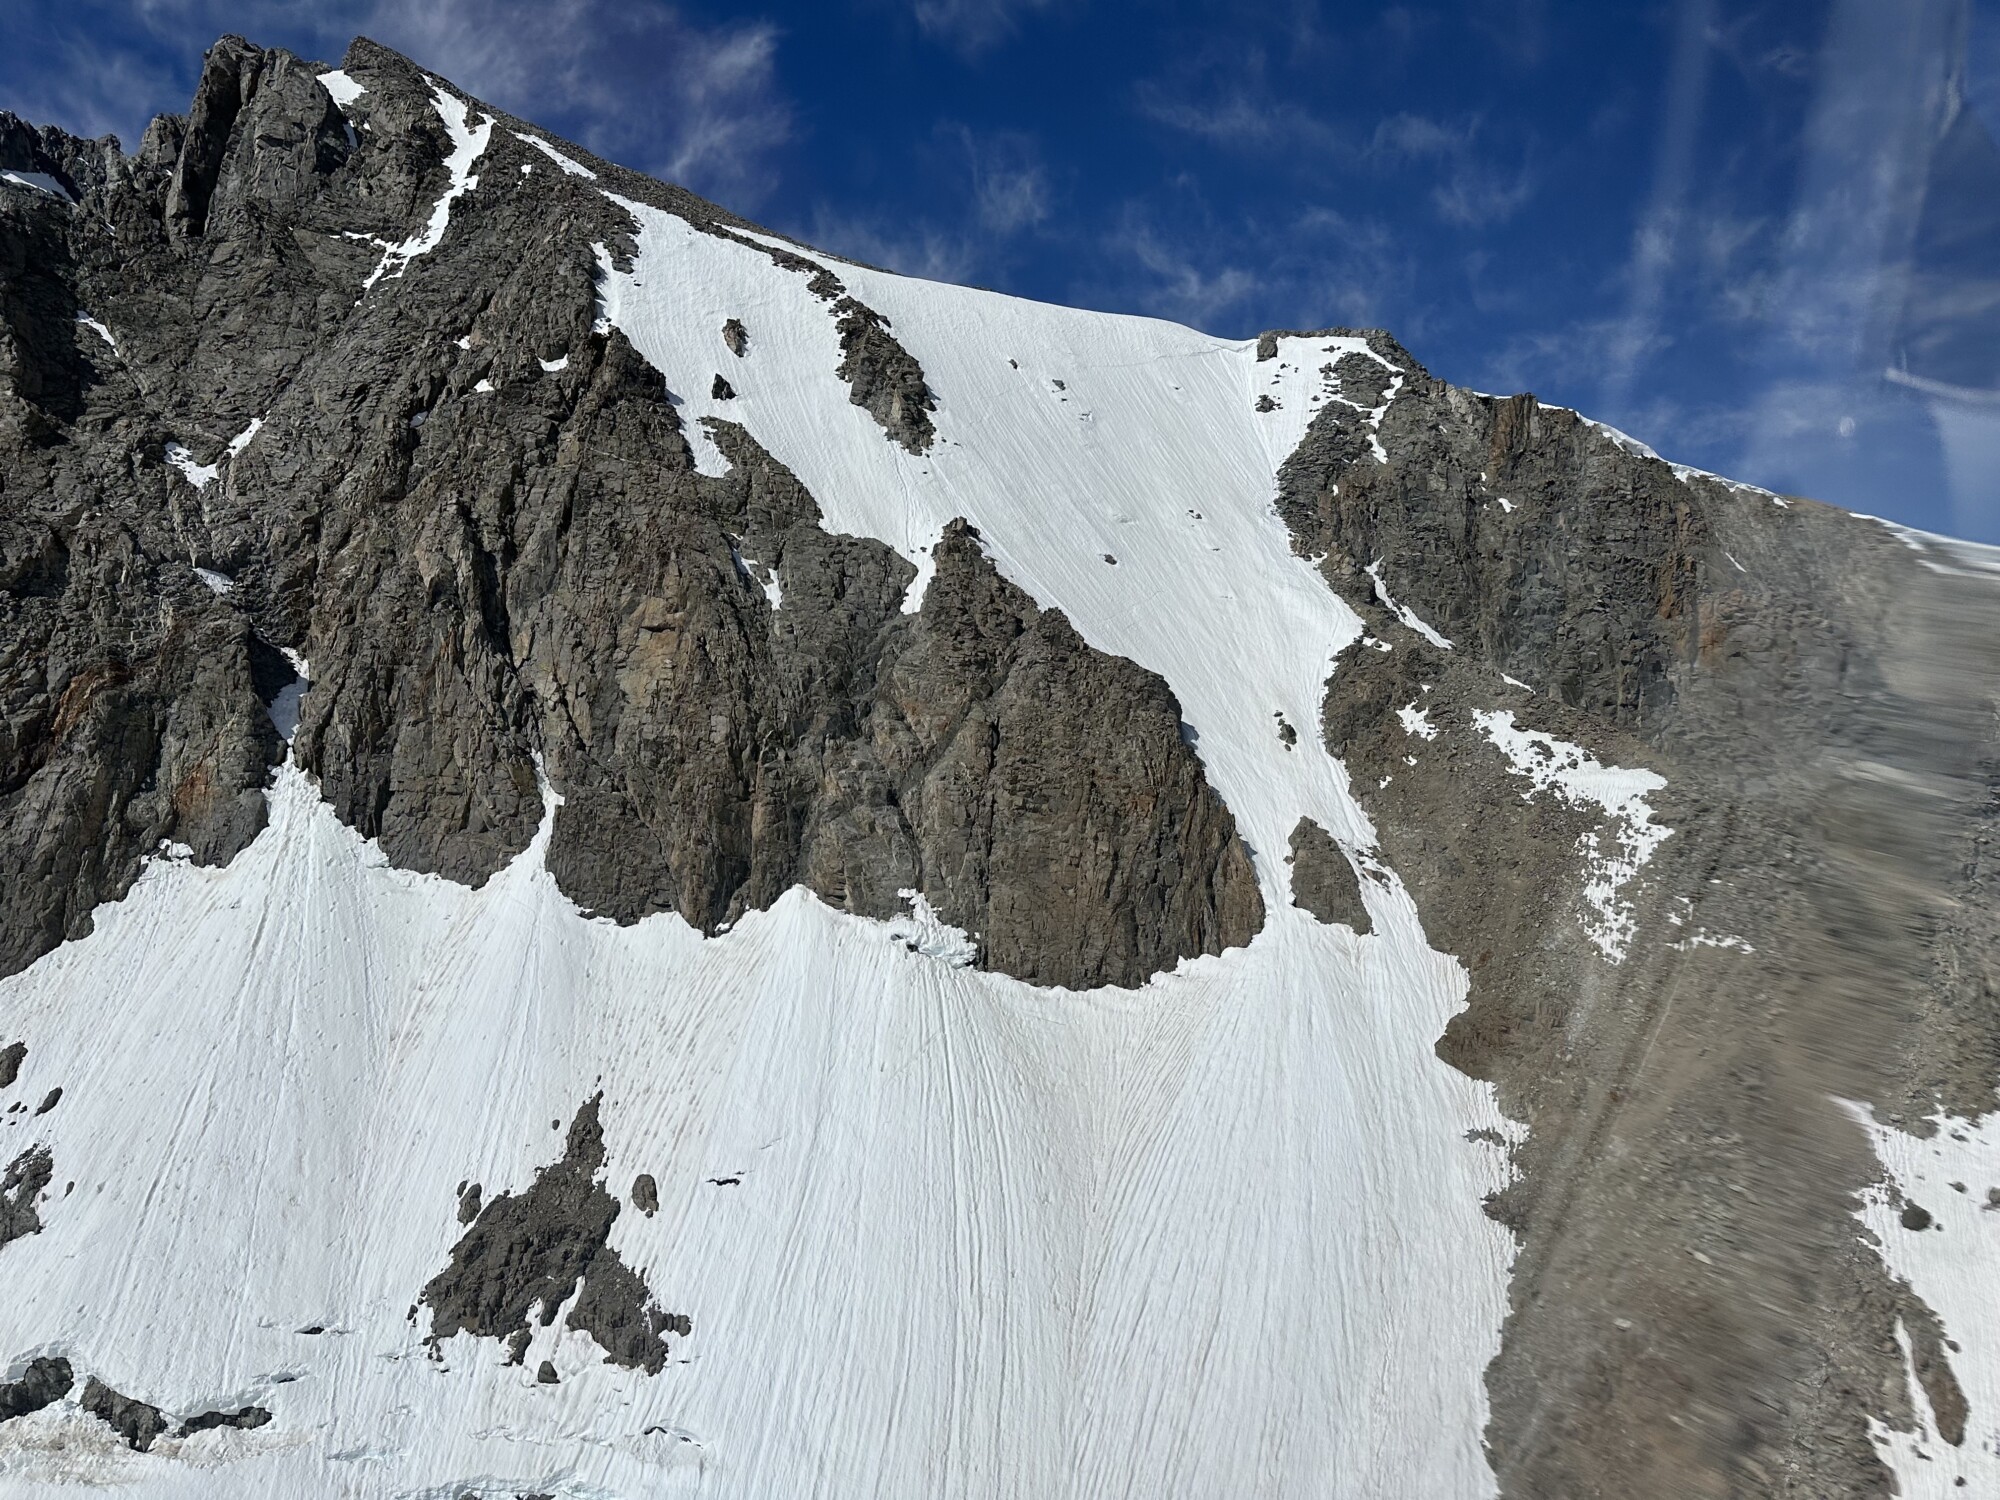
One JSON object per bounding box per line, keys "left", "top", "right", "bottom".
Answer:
{"left": 909, "top": 0, "right": 1069, "bottom": 55}
{"left": 1134, "top": 88, "right": 1346, "bottom": 154}
{"left": 1108, "top": 220, "right": 1261, "bottom": 327}
{"left": 1366, "top": 112, "right": 1537, "bottom": 227}
{"left": 21, "top": 0, "right": 792, "bottom": 205}
{"left": 806, "top": 207, "right": 980, "bottom": 285}
{"left": 1594, "top": 0, "right": 1715, "bottom": 410}
{"left": 347, "top": 0, "right": 790, "bottom": 203}
{"left": 954, "top": 126, "right": 1050, "bottom": 233}
{"left": 1094, "top": 200, "right": 1408, "bottom": 336}
{"left": 788, "top": 123, "right": 1050, "bottom": 288}
{"left": 1138, "top": 81, "right": 1537, "bottom": 229}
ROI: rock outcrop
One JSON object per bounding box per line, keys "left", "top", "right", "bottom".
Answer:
{"left": 1275, "top": 329, "right": 2000, "bottom": 1497}
{"left": 0, "top": 35, "right": 1259, "bottom": 991}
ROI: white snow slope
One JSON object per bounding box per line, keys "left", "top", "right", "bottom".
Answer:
{"left": 0, "top": 175, "right": 1529, "bottom": 1497}
{"left": 1852, "top": 1107, "right": 2000, "bottom": 1493}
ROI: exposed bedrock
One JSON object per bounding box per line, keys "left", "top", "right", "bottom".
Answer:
{"left": 421, "top": 1095, "right": 689, "bottom": 1375}
{"left": 0, "top": 1356, "right": 71, "bottom": 1422}
{"left": 1285, "top": 816, "right": 1370, "bottom": 934}
{"left": 1279, "top": 332, "right": 2000, "bottom": 1496}
{"left": 0, "top": 35, "right": 1257, "bottom": 990}
{"left": 0, "top": 1143, "right": 53, "bottom": 1248}
{"left": 82, "top": 1376, "right": 169, "bottom": 1451}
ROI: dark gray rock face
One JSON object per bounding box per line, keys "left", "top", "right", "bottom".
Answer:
{"left": 831, "top": 297, "right": 936, "bottom": 453}
{"left": 0, "top": 1041, "right": 21, "bottom": 1088}
{"left": 1285, "top": 817, "right": 1370, "bottom": 933}
{"left": 421, "top": 1096, "right": 689, "bottom": 1375}
{"left": 0, "top": 1143, "right": 51, "bottom": 1247}
{"left": 175, "top": 1403, "right": 272, "bottom": 1437}
{"left": 82, "top": 1376, "right": 169, "bottom": 1450}
{"left": 0, "top": 33, "right": 1259, "bottom": 991}
{"left": 0, "top": 1355, "right": 71, "bottom": 1421}
{"left": 1276, "top": 331, "right": 2000, "bottom": 1498}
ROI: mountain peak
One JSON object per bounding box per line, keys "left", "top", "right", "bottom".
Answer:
{"left": 3, "top": 33, "right": 1999, "bottom": 1499}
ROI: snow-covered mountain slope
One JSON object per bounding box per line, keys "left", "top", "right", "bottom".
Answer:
{"left": 6, "top": 32, "right": 2000, "bottom": 1500}
{"left": 0, "top": 753, "right": 1511, "bottom": 1499}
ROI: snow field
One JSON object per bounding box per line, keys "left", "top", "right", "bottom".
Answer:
{"left": 1851, "top": 1107, "right": 2000, "bottom": 1494}
{"left": 1, "top": 176, "right": 1525, "bottom": 1496}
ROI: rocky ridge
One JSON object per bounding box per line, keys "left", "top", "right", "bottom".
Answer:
{"left": 0, "top": 35, "right": 1258, "bottom": 992}
{"left": 1277, "top": 333, "right": 2000, "bottom": 1495}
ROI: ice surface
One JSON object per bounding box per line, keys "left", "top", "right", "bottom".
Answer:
{"left": 1472, "top": 709, "right": 1670, "bottom": 961}
{"left": 359, "top": 82, "right": 490, "bottom": 292}
{"left": 1850, "top": 1104, "right": 2000, "bottom": 1494}
{"left": 0, "top": 744, "right": 1517, "bottom": 1497}
{"left": 512, "top": 131, "right": 597, "bottom": 178}
{"left": 163, "top": 443, "right": 218, "bottom": 490}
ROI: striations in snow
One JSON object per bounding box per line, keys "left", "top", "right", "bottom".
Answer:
{"left": 3, "top": 28, "right": 2000, "bottom": 1500}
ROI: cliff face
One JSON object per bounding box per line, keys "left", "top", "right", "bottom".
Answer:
{"left": 0, "top": 36, "right": 1260, "bottom": 992}
{"left": 1275, "top": 338, "right": 2000, "bottom": 1495}
{"left": 3, "top": 32, "right": 1999, "bottom": 1500}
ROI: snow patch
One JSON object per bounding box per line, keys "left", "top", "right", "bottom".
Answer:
{"left": 884, "top": 889, "right": 978, "bottom": 967}
{"left": 512, "top": 131, "right": 596, "bottom": 178}
{"left": 317, "top": 69, "right": 365, "bottom": 108}
{"left": 588, "top": 240, "right": 616, "bottom": 336}
{"left": 1668, "top": 930, "right": 1754, "bottom": 953}
{"left": 729, "top": 541, "right": 784, "bottom": 610}
{"left": 359, "top": 82, "right": 491, "bottom": 292}
{"left": 538, "top": 355, "right": 568, "bottom": 372}
{"left": 1472, "top": 709, "right": 1670, "bottom": 961}
{"left": 1863, "top": 515, "right": 2000, "bottom": 581}
{"left": 1365, "top": 560, "right": 1453, "bottom": 649}
{"left": 1, "top": 169, "right": 74, "bottom": 201}
{"left": 1566, "top": 410, "right": 1793, "bottom": 503}
{"left": 1397, "top": 703, "right": 1439, "bottom": 741}
{"left": 1250, "top": 334, "right": 1405, "bottom": 471}
{"left": 75, "top": 313, "right": 117, "bottom": 350}
{"left": 164, "top": 443, "right": 219, "bottom": 490}
{"left": 194, "top": 567, "right": 235, "bottom": 595}
{"left": 227, "top": 417, "right": 263, "bottom": 457}
{"left": 1850, "top": 1103, "right": 2000, "bottom": 1495}
{"left": 1578, "top": 414, "right": 1661, "bottom": 461}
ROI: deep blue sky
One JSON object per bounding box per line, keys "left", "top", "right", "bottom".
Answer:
{"left": 8, "top": 1, "right": 2000, "bottom": 537}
